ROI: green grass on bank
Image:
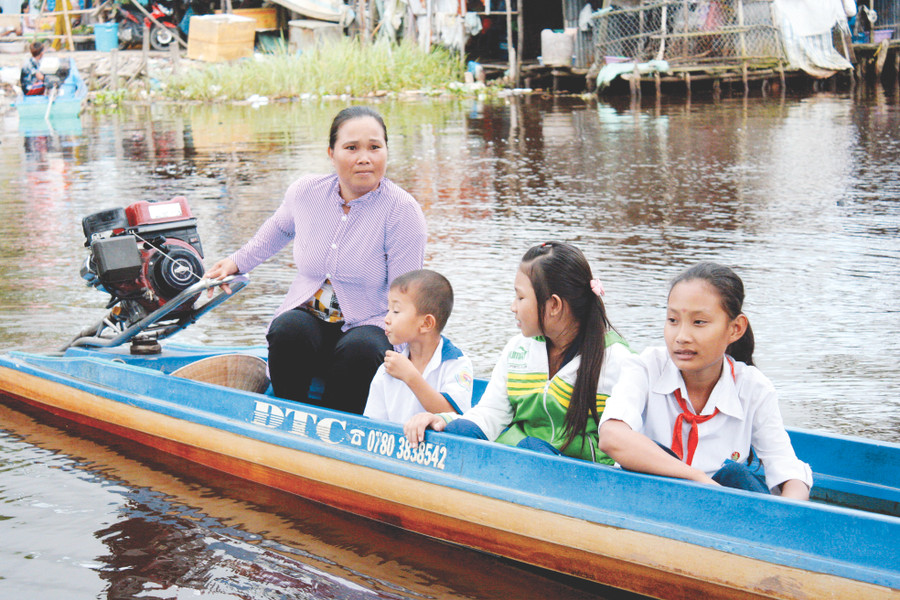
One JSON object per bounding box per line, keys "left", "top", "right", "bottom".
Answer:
{"left": 158, "top": 38, "right": 466, "bottom": 101}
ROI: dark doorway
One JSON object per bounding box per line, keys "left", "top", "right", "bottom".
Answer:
{"left": 522, "top": 0, "right": 564, "bottom": 61}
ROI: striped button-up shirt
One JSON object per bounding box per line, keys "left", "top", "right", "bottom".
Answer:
{"left": 230, "top": 173, "right": 427, "bottom": 331}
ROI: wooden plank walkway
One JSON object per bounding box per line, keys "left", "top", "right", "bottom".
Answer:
{"left": 0, "top": 48, "right": 189, "bottom": 97}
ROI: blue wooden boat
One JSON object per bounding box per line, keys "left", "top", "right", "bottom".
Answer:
{"left": 0, "top": 280, "right": 898, "bottom": 600}
{"left": 13, "top": 58, "right": 87, "bottom": 121}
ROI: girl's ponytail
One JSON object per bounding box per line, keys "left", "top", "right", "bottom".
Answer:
{"left": 563, "top": 290, "right": 610, "bottom": 451}
{"left": 520, "top": 242, "right": 612, "bottom": 452}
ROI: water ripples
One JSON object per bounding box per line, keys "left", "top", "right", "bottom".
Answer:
{"left": 1, "top": 92, "right": 899, "bottom": 599}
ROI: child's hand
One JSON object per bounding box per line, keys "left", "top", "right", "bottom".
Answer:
{"left": 383, "top": 350, "right": 417, "bottom": 383}
{"left": 403, "top": 412, "right": 446, "bottom": 447}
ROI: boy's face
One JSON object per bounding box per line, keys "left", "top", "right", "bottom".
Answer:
{"left": 384, "top": 288, "right": 427, "bottom": 346}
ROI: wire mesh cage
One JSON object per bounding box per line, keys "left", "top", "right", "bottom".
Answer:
{"left": 590, "top": 0, "right": 786, "bottom": 68}
{"left": 870, "top": 0, "right": 899, "bottom": 42}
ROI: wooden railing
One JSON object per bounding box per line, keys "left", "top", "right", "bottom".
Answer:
{"left": 0, "top": 0, "right": 113, "bottom": 51}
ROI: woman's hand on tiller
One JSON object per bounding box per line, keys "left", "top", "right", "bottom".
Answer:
{"left": 204, "top": 258, "right": 239, "bottom": 297}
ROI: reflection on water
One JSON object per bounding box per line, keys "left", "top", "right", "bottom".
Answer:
{"left": 0, "top": 92, "right": 898, "bottom": 597}
{"left": 1, "top": 96, "right": 898, "bottom": 434}
{"left": 0, "top": 404, "right": 613, "bottom": 600}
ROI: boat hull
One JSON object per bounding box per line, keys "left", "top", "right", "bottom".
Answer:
{"left": 13, "top": 58, "right": 87, "bottom": 120}
{"left": 1, "top": 348, "right": 898, "bottom": 600}
{"left": 268, "top": 0, "right": 345, "bottom": 22}
{"left": 15, "top": 97, "right": 84, "bottom": 120}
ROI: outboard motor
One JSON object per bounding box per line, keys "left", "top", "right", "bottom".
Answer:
{"left": 80, "top": 197, "right": 205, "bottom": 331}
{"left": 65, "top": 197, "right": 246, "bottom": 354}
{"left": 38, "top": 56, "right": 71, "bottom": 91}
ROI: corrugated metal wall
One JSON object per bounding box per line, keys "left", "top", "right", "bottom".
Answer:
{"left": 563, "top": 0, "right": 595, "bottom": 68}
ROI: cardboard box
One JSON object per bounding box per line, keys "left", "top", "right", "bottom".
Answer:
{"left": 288, "top": 19, "right": 341, "bottom": 54}
{"left": 214, "top": 7, "right": 278, "bottom": 31}
{"left": 187, "top": 14, "right": 255, "bottom": 63}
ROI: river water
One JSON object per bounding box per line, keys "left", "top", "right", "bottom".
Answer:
{"left": 1, "top": 90, "right": 898, "bottom": 598}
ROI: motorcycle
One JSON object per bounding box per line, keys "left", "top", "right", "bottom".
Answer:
{"left": 114, "top": 0, "right": 181, "bottom": 51}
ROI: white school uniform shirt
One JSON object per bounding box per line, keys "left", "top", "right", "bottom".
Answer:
{"left": 600, "top": 347, "right": 813, "bottom": 492}
{"left": 364, "top": 336, "right": 473, "bottom": 425}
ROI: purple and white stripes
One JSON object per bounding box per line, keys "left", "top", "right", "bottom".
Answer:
{"left": 230, "top": 173, "right": 427, "bottom": 331}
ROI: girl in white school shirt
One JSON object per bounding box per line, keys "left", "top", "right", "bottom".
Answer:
{"left": 598, "top": 262, "right": 812, "bottom": 499}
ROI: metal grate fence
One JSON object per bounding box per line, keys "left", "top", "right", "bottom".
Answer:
{"left": 590, "top": 0, "right": 785, "bottom": 67}
{"left": 871, "top": 0, "right": 900, "bottom": 40}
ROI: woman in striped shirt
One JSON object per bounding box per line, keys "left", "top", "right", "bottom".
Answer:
{"left": 205, "top": 106, "right": 427, "bottom": 414}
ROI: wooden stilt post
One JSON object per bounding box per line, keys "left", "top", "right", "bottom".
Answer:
{"left": 517, "top": 0, "right": 524, "bottom": 86}
{"left": 875, "top": 39, "right": 889, "bottom": 80}
{"left": 170, "top": 36, "right": 180, "bottom": 75}
{"left": 894, "top": 53, "right": 900, "bottom": 96}
{"left": 737, "top": 0, "right": 748, "bottom": 96}
{"left": 62, "top": 0, "right": 74, "bottom": 51}
{"left": 110, "top": 48, "right": 119, "bottom": 90}
{"left": 142, "top": 22, "right": 150, "bottom": 87}
{"left": 894, "top": 48, "right": 900, "bottom": 90}
{"left": 630, "top": 62, "right": 641, "bottom": 99}
{"left": 656, "top": 5, "right": 667, "bottom": 61}
{"left": 424, "top": 0, "right": 430, "bottom": 49}
{"left": 357, "top": 0, "right": 365, "bottom": 42}
{"left": 505, "top": 0, "right": 516, "bottom": 85}
{"left": 778, "top": 61, "right": 786, "bottom": 95}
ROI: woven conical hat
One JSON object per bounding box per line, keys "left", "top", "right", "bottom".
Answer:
{"left": 171, "top": 354, "right": 269, "bottom": 394}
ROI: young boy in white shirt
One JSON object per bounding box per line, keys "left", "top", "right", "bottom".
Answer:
{"left": 364, "top": 269, "right": 473, "bottom": 424}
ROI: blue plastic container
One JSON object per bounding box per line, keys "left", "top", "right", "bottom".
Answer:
{"left": 92, "top": 22, "right": 119, "bottom": 52}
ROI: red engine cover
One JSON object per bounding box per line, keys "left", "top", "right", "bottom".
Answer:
{"left": 125, "top": 197, "right": 193, "bottom": 227}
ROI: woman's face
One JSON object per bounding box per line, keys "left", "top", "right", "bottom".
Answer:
{"left": 328, "top": 116, "right": 387, "bottom": 201}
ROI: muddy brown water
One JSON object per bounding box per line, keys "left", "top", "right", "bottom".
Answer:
{"left": 1, "top": 92, "right": 898, "bottom": 598}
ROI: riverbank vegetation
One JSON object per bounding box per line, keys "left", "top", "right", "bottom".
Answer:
{"left": 156, "top": 38, "right": 467, "bottom": 102}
